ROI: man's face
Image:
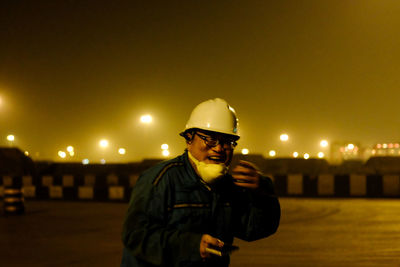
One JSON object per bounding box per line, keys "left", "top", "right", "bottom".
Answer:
{"left": 187, "top": 130, "right": 236, "bottom": 166}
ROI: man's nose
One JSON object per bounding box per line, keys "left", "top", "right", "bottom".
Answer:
{"left": 212, "top": 143, "right": 225, "bottom": 152}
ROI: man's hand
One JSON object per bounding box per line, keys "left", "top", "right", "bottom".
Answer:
{"left": 199, "top": 234, "right": 224, "bottom": 259}
{"left": 232, "top": 160, "right": 261, "bottom": 190}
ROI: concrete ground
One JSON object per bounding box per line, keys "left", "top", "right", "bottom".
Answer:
{"left": 1, "top": 198, "right": 400, "bottom": 266}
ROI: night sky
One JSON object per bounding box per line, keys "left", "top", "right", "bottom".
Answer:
{"left": 1, "top": 1, "right": 400, "bottom": 162}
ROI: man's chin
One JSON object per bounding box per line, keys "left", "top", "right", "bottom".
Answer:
{"left": 206, "top": 161, "right": 227, "bottom": 166}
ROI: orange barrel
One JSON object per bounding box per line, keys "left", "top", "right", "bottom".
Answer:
{"left": 3, "top": 187, "right": 25, "bottom": 215}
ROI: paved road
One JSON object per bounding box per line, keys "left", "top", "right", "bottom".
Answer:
{"left": 231, "top": 198, "right": 400, "bottom": 266}
{"left": 1, "top": 198, "right": 399, "bottom": 266}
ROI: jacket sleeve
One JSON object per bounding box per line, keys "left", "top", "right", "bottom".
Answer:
{"left": 121, "top": 172, "right": 203, "bottom": 266}
{"left": 232, "top": 175, "right": 281, "bottom": 242}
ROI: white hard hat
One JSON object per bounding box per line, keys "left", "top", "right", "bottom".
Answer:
{"left": 182, "top": 98, "right": 240, "bottom": 139}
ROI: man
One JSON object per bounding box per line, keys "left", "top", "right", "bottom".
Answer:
{"left": 121, "top": 98, "right": 280, "bottom": 267}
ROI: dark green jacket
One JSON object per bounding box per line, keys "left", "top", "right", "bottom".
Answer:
{"left": 121, "top": 151, "right": 280, "bottom": 267}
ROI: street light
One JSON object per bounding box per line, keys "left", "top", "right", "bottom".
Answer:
{"left": 318, "top": 152, "right": 325, "bottom": 158}
{"left": 269, "top": 150, "right": 276, "bottom": 157}
{"left": 280, "top": 133, "right": 289, "bottom": 142}
{"left": 118, "top": 148, "right": 126, "bottom": 155}
{"left": 161, "top": 144, "right": 169, "bottom": 150}
{"left": 58, "top": 151, "right": 66, "bottom": 159}
{"left": 293, "top": 152, "right": 299, "bottom": 158}
{"left": 140, "top": 114, "right": 152, "bottom": 124}
{"left": 6, "top": 134, "right": 15, "bottom": 147}
{"left": 320, "top": 140, "right": 329, "bottom": 147}
{"left": 304, "top": 153, "right": 310, "bottom": 159}
{"left": 66, "top": 146, "right": 75, "bottom": 157}
{"left": 162, "top": 150, "right": 170, "bottom": 157}
{"left": 241, "top": 148, "right": 249, "bottom": 155}
{"left": 99, "top": 139, "right": 109, "bottom": 148}
{"left": 347, "top": 143, "right": 355, "bottom": 150}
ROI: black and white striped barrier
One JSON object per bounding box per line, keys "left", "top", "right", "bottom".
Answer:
{"left": 1, "top": 174, "right": 400, "bottom": 201}
{"left": 0, "top": 176, "right": 25, "bottom": 215}
{"left": 273, "top": 174, "right": 400, "bottom": 197}
{"left": 0, "top": 174, "right": 140, "bottom": 202}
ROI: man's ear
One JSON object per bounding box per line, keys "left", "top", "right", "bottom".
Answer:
{"left": 182, "top": 130, "right": 195, "bottom": 144}
{"left": 186, "top": 133, "right": 193, "bottom": 144}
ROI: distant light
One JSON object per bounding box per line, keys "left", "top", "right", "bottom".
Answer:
{"left": 293, "top": 152, "right": 299, "bottom": 158}
{"left": 382, "top": 143, "right": 388, "bottom": 149}
{"left": 241, "top": 148, "right": 249, "bottom": 155}
{"left": 376, "top": 144, "right": 382, "bottom": 149}
{"left": 67, "top": 146, "right": 74, "bottom": 152}
{"left": 388, "top": 143, "right": 394, "bottom": 149}
{"left": 395, "top": 143, "right": 400, "bottom": 149}
{"left": 24, "top": 151, "right": 29, "bottom": 156}
{"left": 162, "top": 150, "right": 170, "bottom": 157}
{"left": 7, "top": 135, "right": 15, "bottom": 142}
{"left": 99, "top": 139, "right": 109, "bottom": 148}
{"left": 347, "top": 144, "right": 355, "bottom": 150}
{"left": 320, "top": 140, "right": 328, "bottom": 147}
{"left": 280, "top": 134, "right": 289, "bottom": 142}
{"left": 318, "top": 152, "right": 324, "bottom": 158}
{"left": 304, "top": 153, "right": 310, "bottom": 159}
{"left": 118, "top": 148, "right": 126, "bottom": 155}
{"left": 140, "top": 114, "right": 152, "bottom": 124}
{"left": 69, "top": 151, "right": 75, "bottom": 157}
{"left": 100, "top": 159, "right": 106, "bottom": 164}
{"left": 82, "top": 159, "right": 90, "bottom": 165}
{"left": 269, "top": 150, "right": 276, "bottom": 157}
{"left": 161, "top": 144, "right": 169, "bottom": 150}
{"left": 58, "top": 151, "right": 66, "bottom": 158}
{"left": 371, "top": 149, "right": 376, "bottom": 155}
